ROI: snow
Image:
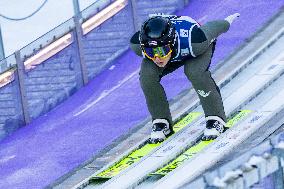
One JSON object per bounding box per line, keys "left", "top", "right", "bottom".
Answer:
{"left": 246, "top": 155, "right": 265, "bottom": 166}
{"left": 213, "top": 169, "right": 243, "bottom": 187}
{"left": 276, "top": 141, "right": 284, "bottom": 149}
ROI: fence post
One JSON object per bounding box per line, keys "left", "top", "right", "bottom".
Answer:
{"left": 0, "top": 24, "right": 5, "bottom": 61}
{"left": 15, "top": 51, "right": 30, "bottom": 124}
{"left": 273, "top": 168, "right": 284, "bottom": 189}
{"left": 129, "top": 0, "right": 139, "bottom": 32}
{"left": 73, "top": 0, "right": 81, "bottom": 18}
{"left": 272, "top": 148, "right": 284, "bottom": 189}
{"left": 72, "top": 0, "right": 88, "bottom": 85}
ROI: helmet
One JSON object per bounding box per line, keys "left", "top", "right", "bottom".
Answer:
{"left": 139, "top": 16, "right": 175, "bottom": 47}
{"left": 139, "top": 16, "right": 175, "bottom": 60}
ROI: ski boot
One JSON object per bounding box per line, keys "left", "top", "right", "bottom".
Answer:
{"left": 149, "top": 119, "right": 174, "bottom": 144}
{"left": 202, "top": 116, "right": 226, "bottom": 141}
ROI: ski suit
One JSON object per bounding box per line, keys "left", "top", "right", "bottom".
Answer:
{"left": 130, "top": 15, "right": 230, "bottom": 126}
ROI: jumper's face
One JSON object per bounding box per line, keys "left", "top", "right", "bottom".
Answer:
{"left": 153, "top": 53, "right": 171, "bottom": 67}
{"left": 142, "top": 44, "right": 172, "bottom": 67}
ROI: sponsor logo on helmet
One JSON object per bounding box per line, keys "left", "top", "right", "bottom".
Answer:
{"left": 148, "top": 41, "right": 158, "bottom": 46}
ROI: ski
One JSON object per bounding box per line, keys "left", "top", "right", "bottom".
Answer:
{"left": 150, "top": 110, "right": 252, "bottom": 176}
{"left": 91, "top": 112, "right": 202, "bottom": 180}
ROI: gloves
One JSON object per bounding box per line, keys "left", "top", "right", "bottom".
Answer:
{"left": 225, "top": 13, "right": 240, "bottom": 25}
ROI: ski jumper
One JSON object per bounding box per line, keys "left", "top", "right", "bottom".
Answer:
{"left": 130, "top": 15, "right": 230, "bottom": 126}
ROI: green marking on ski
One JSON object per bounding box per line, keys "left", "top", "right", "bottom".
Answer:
{"left": 150, "top": 110, "right": 252, "bottom": 176}
{"left": 92, "top": 112, "right": 202, "bottom": 180}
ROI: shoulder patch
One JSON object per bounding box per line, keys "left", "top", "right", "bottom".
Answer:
{"left": 180, "top": 29, "right": 189, "bottom": 37}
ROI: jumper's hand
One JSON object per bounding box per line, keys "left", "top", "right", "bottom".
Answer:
{"left": 225, "top": 13, "right": 240, "bottom": 25}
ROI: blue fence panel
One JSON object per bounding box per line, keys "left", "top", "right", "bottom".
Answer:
{"left": 251, "top": 173, "right": 275, "bottom": 189}
{"left": 23, "top": 40, "right": 80, "bottom": 119}
{"left": 82, "top": 1, "right": 135, "bottom": 79}
{"left": 0, "top": 83, "right": 18, "bottom": 140}
{"left": 0, "top": 54, "right": 25, "bottom": 140}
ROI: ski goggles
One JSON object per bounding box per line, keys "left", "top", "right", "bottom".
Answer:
{"left": 142, "top": 45, "right": 172, "bottom": 60}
